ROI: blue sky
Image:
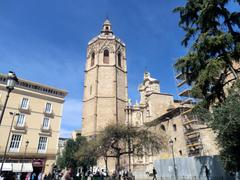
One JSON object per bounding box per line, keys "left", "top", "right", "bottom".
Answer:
{"left": 0, "top": 0, "right": 187, "bottom": 137}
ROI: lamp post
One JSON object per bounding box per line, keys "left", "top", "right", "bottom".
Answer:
{"left": 0, "top": 71, "right": 18, "bottom": 125}
{"left": 0, "top": 112, "right": 20, "bottom": 174}
{"left": 21, "top": 140, "right": 29, "bottom": 173}
{"left": 169, "top": 139, "right": 177, "bottom": 180}
{"left": 125, "top": 101, "right": 132, "bottom": 171}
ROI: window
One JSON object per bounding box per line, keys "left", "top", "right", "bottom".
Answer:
{"left": 38, "top": 137, "right": 48, "bottom": 153}
{"left": 160, "top": 125, "right": 166, "bottom": 131}
{"left": 20, "top": 98, "right": 29, "bottom": 109}
{"left": 179, "top": 150, "right": 182, "bottom": 156}
{"left": 91, "top": 52, "right": 95, "bottom": 67}
{"left": 45, "top": 103, "right": 52, "bottom": 113}
{"left": 16, "top": 114, "right": 25, "bottom": 127}
{"left": 118, "top": 52, "right": 121, "bottom": 67}
{"left": 103, "top": 49, "right": 109, "bottom": 64}
{"left": 173, "top": 124, "right": 177, "bottom": 131}
{"left": 42, "top": 117, "right": 50, "bottom": 129}
{"left": 9, "top": 134, "right": 22, "bottom": 152}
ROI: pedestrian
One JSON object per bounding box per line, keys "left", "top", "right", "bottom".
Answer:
{"left": 61, "top": 168, "right": 73, "bottom": 180}
{"left": 31, "top": 173, "right": 36, "bottom": 180}
{"left": 152, "top": 167, "right": 157, "bottom": 180}
{"left": 124, "top": 169, "right": 129, "bottom": 180}
{"left": 37, "top": 172, "right": 42, "bottom": 180}
{"left": 204, "top": 165, "right": 210, "bottom": 180}
{"left": 25, "top": 173, "right": 31, "bottom": 180}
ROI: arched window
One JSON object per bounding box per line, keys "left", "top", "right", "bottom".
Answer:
{"left": 160, "top": 124, "right": 166, "bottom": 131}
{"left": 91, "top": 52, "right": 95, "bottom": 67}
{"left": 118, "top": 52, "right": 121, "bottom": 67}
{"left": 103, "top": 49, "right": 109, "bottom": 64}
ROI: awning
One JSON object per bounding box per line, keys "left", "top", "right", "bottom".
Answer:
{"left": 22, "top": 163, "right": 33, "bottom": 172}
{"left": 0, "top": 163, "right": 12, "bottom": 171}
{"left": 12, "top": 163, "right": 33, "bottom": 173}
{"left": 12, "top": 163, "right": 22, "bottom": 172}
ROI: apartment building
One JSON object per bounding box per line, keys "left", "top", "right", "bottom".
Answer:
{"left": 0, "top": 73, "right": 67, "bottom": 176}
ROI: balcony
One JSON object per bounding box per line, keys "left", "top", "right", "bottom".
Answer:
{"left": 14, "top": 122, "right": 27, "bottom": 131}
{"left": 40, "top": 125, "right": 52, "bottom": 135}
{"left": 18, "top": 105, "right": 31, "bottom": 114}
{"left": 43, "top": 109, "right": 54, "bottom": 117}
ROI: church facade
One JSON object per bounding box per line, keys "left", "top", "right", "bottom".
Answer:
{"left": 128, "top": 72, "right": 219, "bottom": 172}
{"left": 81, "top": 20, "right": 219, "bottom": 173}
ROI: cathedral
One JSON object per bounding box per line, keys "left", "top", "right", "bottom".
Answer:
{"left": 81, "top": 19, "right": 219, "bottom": 175}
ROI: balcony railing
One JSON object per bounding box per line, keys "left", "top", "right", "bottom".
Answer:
{"left": 40, "top": 125, "right": 52, "bottom": 135}
{"left": 18, "top": 105, "right": 31, "bottom": 114}
{"left": 14, "top": 122, "right": 27, "bottom": 131}
{"left": 43, "top": 109, "right": 54, "bottom": 117}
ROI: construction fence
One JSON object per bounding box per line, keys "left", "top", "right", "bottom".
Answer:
{"left": 153, "top": 156, "right": 236, "bottom": 180}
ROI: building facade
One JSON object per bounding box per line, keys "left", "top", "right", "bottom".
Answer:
{"left": 81, "top": 20, "right": 219, "bottom": 175}
{"left": 0, "top": 73, "right": 67, "bottom": 175}
{"left": 81, "top": 19, "right": 128, "bottom": 137}
{"left": 129, "top": 72, "right": 219, "bottom": 173}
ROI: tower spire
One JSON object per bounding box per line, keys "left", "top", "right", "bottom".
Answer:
{"left": 101, "top": 18, "right": 113, "bottom": 35}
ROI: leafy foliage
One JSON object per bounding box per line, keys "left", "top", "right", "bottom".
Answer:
{"left": 56, "top": 136, "right": 89, "bottom": 172}
{"left": 193, "top": 80, "right": 240, "bottom": 171}
{"left": 74, "top": 139, "right": 98, "bottom": 169}
{"left": 174, "top": 0, "right": 240, "bottom": 172}
{"left": 174, "top": 0, "right": 240, "bottom": 107}
{"left": 96, "top": 124, "right": 166, "bottom": 171}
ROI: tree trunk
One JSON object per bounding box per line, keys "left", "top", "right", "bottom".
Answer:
{"left": 116, "top": 155, "right": 121, "bottom": 180}
{"left": 104, "top": 156, "right": 108, "bottom": 176}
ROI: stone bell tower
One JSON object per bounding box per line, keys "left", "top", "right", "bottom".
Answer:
{"left": 82, "top": 19, "right": 128, "bottom": 137}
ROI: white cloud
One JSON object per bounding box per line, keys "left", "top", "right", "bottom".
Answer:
{"left": 60, "top": 98, "right": 82, "bottom": 137}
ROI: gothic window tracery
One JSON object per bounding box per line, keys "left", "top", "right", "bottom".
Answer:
{"left": 117, "top": 52, "right": 121, "bottom": 67}
{"left": 103, "top": 49, "right": 109, "bottom": 64}
{"left": 91, "top": 52, "right": 95, "bottom": 67}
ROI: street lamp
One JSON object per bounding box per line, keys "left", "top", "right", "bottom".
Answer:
{"left": 21, "top": 140, "right": 29, "bottom": 172}
{"left": 0, "top": 71, "right": 18, "bottom": 125}
{"left": 0, "top": 112, "right": 20, "bottom": 174}
{"left": 169, "top": 139, "right": 177, "bottom": 180}
{"left": 125, "top": 102, "right": 133, "bottom": 171}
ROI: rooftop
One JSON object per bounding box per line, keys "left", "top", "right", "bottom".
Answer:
{"left": 0, "top": 73, "right": 68, "bottom": 99}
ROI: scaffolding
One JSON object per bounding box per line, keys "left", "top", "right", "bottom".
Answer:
{"left": 175, "top": 71, "right": 203, "bottom": 157}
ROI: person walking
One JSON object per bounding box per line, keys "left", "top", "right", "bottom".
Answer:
{"left": 31, "top": 173, "right": 36, "bottom": 180}
{"left": 61, "top": 168, "right": 73, "bottom": 180}
{"left": 152, "top": 167, "right": 157, "bottom": 180}
{"left": 205, "top": 165, "right": 210, "bottom": 180}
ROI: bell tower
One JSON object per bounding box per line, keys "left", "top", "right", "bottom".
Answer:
{"left": 82, "top": 19, "right": 128, "bottom": 137}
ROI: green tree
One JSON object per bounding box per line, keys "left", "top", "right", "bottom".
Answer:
{"left": 97, "top": 124, "right": 166, "bottom": 174}
{"left": 174, "top": 0, "right": 240, "bottom": 107}
{"left": 74, "top": 139, "right": 98, "bottom": 171}
{"left": 56, "top": 136, "right": 87, "bottom": 172}
{"left": 194, "top": 80, "right": 240, "bottom": 172}
{"left": 174, "top": 0, "right": 240, "bottom": 172}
